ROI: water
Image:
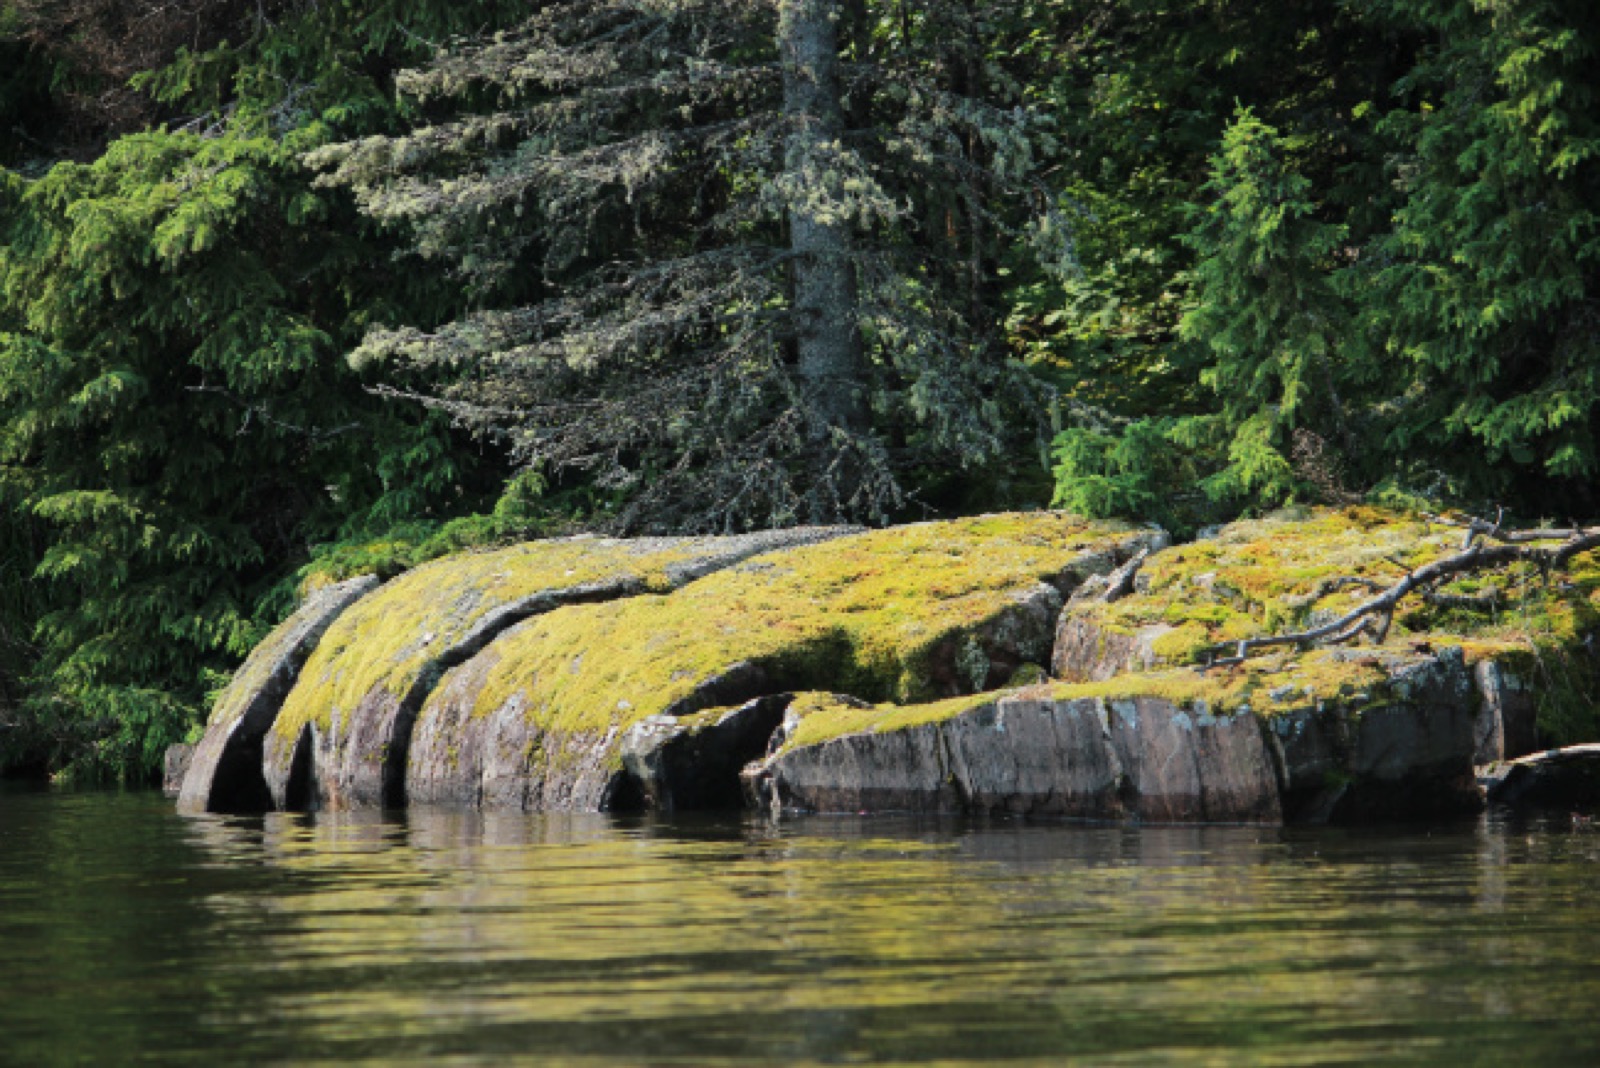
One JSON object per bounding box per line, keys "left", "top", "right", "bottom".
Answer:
{"left": 2, "top": 788, "right": 1599, "bottom": 1066}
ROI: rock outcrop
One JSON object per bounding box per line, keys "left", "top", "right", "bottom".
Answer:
{"left": 175, "top": 506, "right": 1600, "bottom": 824}
{"left": 403, "top": 514, "right": 1161, "bottom": 810}
{"left": 261, "top": 528, "right": 853, "bottom": 811}
{"left": 1050, "top": 508, "right": 1551, "bottom": 767}
{"left": 743, "top": 647, "right": 1483, "bottom": 823}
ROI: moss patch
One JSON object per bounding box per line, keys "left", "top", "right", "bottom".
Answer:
{"left": 1069, "top": 506, "right": 1600, "bottom": 666}
{"left": 455, "top": 513, "right": 1153, "bottom": 745}
{"left": 271, "top": 537, "right": 739, "bottom": 742}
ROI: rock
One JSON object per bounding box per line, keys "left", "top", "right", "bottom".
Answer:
{"left": 1473, "top": 658, "right": 1539, "bottom": 764}
{"left": 162, "top": 743, "right": 195, "bottom": 798}
{"left": 620, "top": 695, "right": 793, "bottom": 812}
{"left": 264, "top": 528, "right": 853, "bottom": 811}
{"left": 188, "top": 504, "right": 1585, "bottom": 824}
{"left": 1269, "top": 648, "right": 1482, "bottom": 821}
{"left": 177, "top": 576, "right": 379, "bottom": 814}
{"left": 1484, "top": 744, "right": 1600, "bottom": 809}
{"left": 744, "top": 646, "right": 1483, "bottom": 824}
{"left": 1050, "top": 508, "right": 1539, "bottom": 682}
{"left": 1052, "top": 615, "right": 1171, "bottom": 682}
{"left": 742, "top": 692, "right": 1283, "bottom": 822}
{"left": 404, "top": 513, "right": 1161, "bottom": 812}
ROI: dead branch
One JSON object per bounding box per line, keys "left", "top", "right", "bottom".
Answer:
{"left": 1200, "top": 521, "right": 1600, "bottom": 669}
{"left": 1281, "top": 575, "right": 1385, "bottom": 611}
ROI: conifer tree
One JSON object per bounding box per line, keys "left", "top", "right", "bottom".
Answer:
{"left": 314, "top": 0, "right": 1064, "bottom": 530}
{"left": 0, "top": 0, "right": 531, "bottom": 777}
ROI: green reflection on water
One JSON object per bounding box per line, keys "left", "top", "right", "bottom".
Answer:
{"left": 3, "top": 787, "right": 1600, "bottom": 1066}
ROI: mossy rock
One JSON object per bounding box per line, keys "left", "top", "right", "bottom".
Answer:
{"left": 177, "top": 576, "right": 379, "bottom": 815}
{"left": 263, "top": 527, "right": 855, "bottom": 810}
{"left": 405, "top": 513, "right": 1164, "bottom": 810}
{"left": 1051, "top": 506, "right": 1600, "bottom": 750}
{"left": 745, "top": 645, "right": 1485, "bottom": 823}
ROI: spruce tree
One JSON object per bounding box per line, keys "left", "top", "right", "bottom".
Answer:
{"left": 313, "top": 0, "right": 1065, "bottom": 531}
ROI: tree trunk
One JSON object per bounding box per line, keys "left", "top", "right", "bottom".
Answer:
{"left": 780, "top": 0, "right": 867, "bottom": 441}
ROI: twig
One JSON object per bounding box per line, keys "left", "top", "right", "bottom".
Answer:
{"left": 1202, "top": 520, "right": 1600, "bottom": 667}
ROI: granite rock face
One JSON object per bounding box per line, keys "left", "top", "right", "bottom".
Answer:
{"left": 744, "top": 648, "right": 1482, "bottom": 823}
{"left": 178, "top": 576, "right": 379, "bottom": 814}
{"left": 1472, "top": 659, "right": 1539, "bottom": 766}
{"left": 401, "top": 515, "right": 1160, "bottom": 812}
{"left": 261, "top": 528, "right": 853, "bottom": 812}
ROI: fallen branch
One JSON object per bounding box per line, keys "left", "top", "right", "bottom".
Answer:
{"left": 1200, "top": 520, "right": 1600, "bottom": 670}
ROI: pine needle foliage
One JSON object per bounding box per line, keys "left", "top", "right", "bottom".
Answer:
{"left": 312, "top": 0, "right": 1068, "bottom": 532}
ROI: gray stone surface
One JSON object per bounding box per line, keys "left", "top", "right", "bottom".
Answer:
{"left": 744, "top": 694, "right": 1283, "bottom": 822}
{"left": 163, "top": 743, "right": 195, "bottom": 798}
{"left": 177, "top": 576, "right": 378, "bottom": 814}
{"left": 1484, "top": 744, "right": 1600, "bottom": 809}
{"left": 1051, "top": 616, "right": 1171, "bottom": 683}
{"left": 1473, "top": 659, "right": 1539, "bottom": 764}
{"left": 745, "top": 648, "right": 1484, "bottom": 824}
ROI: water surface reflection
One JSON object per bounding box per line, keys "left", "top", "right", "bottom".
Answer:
{"left": 3, "top": 789, "right": 1598, "bottom": 1065}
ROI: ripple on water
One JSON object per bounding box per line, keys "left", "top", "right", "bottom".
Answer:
{"left": 2, "top": 788, "right": 1599, "bottom": 1065}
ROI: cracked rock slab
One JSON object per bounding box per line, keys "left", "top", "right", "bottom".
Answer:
{"left": 265, "top": 528, "right": 856, "bottom": 810}
{"left": 178, "top": 575, "right": 379, "bottom": 814}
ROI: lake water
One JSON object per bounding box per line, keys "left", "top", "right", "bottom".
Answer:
{"left": 2, "top": 787, "right": 1599, "bottom": 1065}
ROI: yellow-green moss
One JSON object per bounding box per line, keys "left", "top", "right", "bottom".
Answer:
{"left": 271, "top": 538, "right": 731, "bottom": 742}
{"left": 456, "top": 513, "right": 1148, "bottom": 742}
{"left": 1076, "top": 506, "right": 1600, "bottom": 673}
{"left": 781, "top": 691, "right": 1000, "bottom": 750}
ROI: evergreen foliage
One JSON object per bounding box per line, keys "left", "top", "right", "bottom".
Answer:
{"left": 312, "top": 0, "right": 1067, "bottom": 531}
{"left": 0, "top": 1, "right": 525, "bottom": 777}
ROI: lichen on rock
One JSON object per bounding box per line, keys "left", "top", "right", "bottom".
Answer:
{"left": 405, "top": 513, "right": 1163, "bottom": 810}
{"left": 265, "top": 527, "right": 855, "bottom": 810}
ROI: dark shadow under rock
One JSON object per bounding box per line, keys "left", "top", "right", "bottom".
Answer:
{"left": 1484, "top": 744, "right": 1600, "bottom": 810}
{"left": 620, "top": 695, "right": 794, "bottom": 812}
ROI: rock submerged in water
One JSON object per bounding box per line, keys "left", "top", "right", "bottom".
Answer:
{"left": 177, "top": 575, "right": 380, "bottom": 814}
{"left": 1483, "top": 745, "right": 1600, "bottom": 810}
{"left": 175, "top": 507, "right": 1600, "bottom": 823}
{"left": 742, "top": 647, "right": 1483, "bottom": 824}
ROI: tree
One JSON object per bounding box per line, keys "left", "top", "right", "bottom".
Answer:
{"left": 0, "top": 0, "right": 536, "bottom": 778}
{"left": 1356, "top": 0, "right": 1600, "bottom": 511}
{"left": 313, "top": 0, "right": 1065, "bottom": 531}
{"left": 1044, "top": 0, "right": 1600, "bottom": 524}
